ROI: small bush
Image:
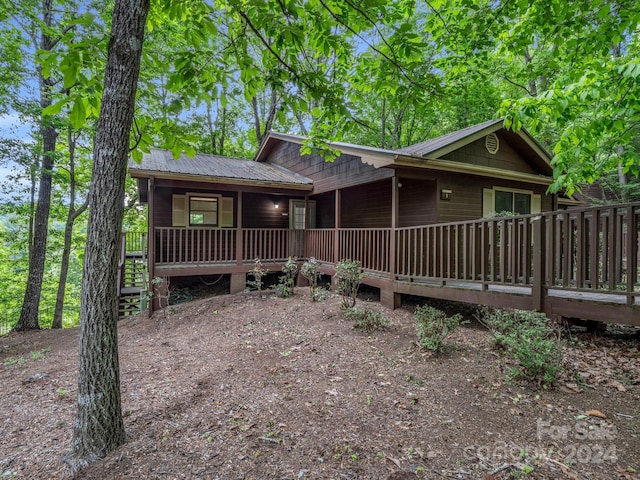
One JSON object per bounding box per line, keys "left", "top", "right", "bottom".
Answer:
{"left": 479, "top": 308, "right": 563, "bottom": 386}
{"left": 247, "top": 258, "right": 268, "bottom": 296}
{"left": 301, "top": 257, "right": 323, "bottom": 301}
{"left": 275, "top": 257, "right": 298, "bottom": 298}
{"left": 344, "top": 307, "right": 389, "bottom": 333}
{"left": 414, "top": 305, "right": 461, "bottom": 353}
{"left": 335, "top": 259, "right": 363, "bottom": 308}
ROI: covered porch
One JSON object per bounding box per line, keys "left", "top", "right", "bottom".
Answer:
{"left": 126, "top": 201, "right": 640, "bottom": 326}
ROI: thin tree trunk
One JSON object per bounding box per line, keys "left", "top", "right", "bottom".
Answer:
{"left": 15, "top": 0, "right": 57, "bottom": 331}
{"left": 206, "top": 101, "right": 217, "bottom": 153}
{"left": 65, "top": 0, "right": 149, "bottom": 471}
{"left": 53, "top": 129, "right": 88, "bottom": 329}
{"left": 380, "top": 98, "right": 386, "bottom": 149}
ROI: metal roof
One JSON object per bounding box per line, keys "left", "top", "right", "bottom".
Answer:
{"left": 129, "top": 148, "right": 313, "bottom": 187}
{"left": 397, "top": 119, "right": 504, "bottom": 156}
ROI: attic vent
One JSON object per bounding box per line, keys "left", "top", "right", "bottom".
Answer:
{"left": 485, "top": 133, "right": 499, "bottom": 154}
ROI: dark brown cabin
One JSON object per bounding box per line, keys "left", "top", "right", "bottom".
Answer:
{"left": 124, "top": 119, "right": 639, "bottom": 325}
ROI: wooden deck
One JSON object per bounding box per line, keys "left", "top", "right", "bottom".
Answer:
{"left": 127, "top": 202, "right": 640, "bottom": 325}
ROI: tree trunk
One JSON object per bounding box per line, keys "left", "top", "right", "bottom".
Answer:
{"left": 14, "top": 0, "right": 57, "bottom": 331}
{"left": 53, "top": 130, "right": 88, "bottom": 329}
{"left": 65, "top": 0, "right": 149, "bottom": 471}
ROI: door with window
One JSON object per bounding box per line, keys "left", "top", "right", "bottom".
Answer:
{"left": 289, "top": 199, "right": 315, "bottom": 257}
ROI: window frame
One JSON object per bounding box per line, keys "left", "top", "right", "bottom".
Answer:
{"left": 483, "top": 186, "right": 541, "bottom": 217}
{"left": 188, "top": 195, "right": 219, "bottom": 227}
{"left": 172, "top": 193, "right": 234, "bottom": 228}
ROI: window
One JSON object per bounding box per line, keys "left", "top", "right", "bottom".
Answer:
{"left": 189, "top": 197, "right": 218, "bottom": 226}
{"left": 172, "top": 194, "right": 234, "bottom": 227}
{"left": 483, "top": 187, "right": 540, "bottom": 217}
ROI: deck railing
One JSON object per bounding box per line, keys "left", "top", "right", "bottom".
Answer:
{"left": 148, "top": 202, "right": 639, "bottom": 306}
{"left": 155, "top": 228, "right": 305, "bottom": 265}
{"left": 542, "top": 204, "right": 639, "bottom": 298}
{"left": 155, "top": 227, "right": 236, "bottom": 264}
{"left": 396, "top": 216, "right": 535, "bottom": 286}
{"left": 339, "top": 228, "right": 392, "bottom": 273}
{"left": 304, "top": 229, "right": 334, "bottom": 263}
{"left": 243, "top": 229, "right": 305, "bottom": 261}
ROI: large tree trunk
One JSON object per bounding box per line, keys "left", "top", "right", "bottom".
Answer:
{"left": 65, "top": 0, "right": 149, "bottom": 471}
{"left": 53, "top": 130, "right": 88, "bottom": 329}
{"left": 14, "top": 0, "right": 57, "bottom": 331}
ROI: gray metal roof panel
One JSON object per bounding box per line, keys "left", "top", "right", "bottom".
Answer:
{"left": 129, "top": 148, "right": 312, "bottom": 185}
{"left": 397, "top": 119, "right": 503, "bottom": 157}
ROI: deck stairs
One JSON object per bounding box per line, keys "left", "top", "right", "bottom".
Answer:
{"left": 118, "top": 233, "right": 148, "bottom": 317}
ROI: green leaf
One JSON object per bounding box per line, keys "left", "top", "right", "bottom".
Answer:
{"left": 70, "top": 98, "right": 87, "bottom": 129}
{"left": 42, "top": 98, "right": 69, "bottom": 116}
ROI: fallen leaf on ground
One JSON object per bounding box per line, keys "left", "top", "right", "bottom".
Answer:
{"left": 585, "top": 409, "right": 607, "bottom": 418}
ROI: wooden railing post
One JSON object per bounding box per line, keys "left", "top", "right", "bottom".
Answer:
{"left": 333, "top": 189, "right": 340, "bottom": 264}
{"left": 236, "top": 192, "right": 243, "bottom": 265}
{"left": 626, "top": 205, "right": 638, "bottom": 305}
{"left": 389, "top": 177, "right": 398, "bottom": 280}
{"left": 532, "top": 215, "right": 546, "bottom": 312}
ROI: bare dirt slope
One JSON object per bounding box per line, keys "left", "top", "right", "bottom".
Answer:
{"left": 1, "top": 290, "right": 639, "bottom": 480}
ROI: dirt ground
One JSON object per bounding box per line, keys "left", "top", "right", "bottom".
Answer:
{"left": 1, "top": 288, "right": 639, "bottom": 480}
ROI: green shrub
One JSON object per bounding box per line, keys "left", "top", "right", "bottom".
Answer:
{"left": 301, "top": 257, "right": 323, "bottom": 301}
{"left": 275, "top": 257, "right": 298, "bottom": 298}
{"left": 344, "top": 307, "right": 389, "bottom": 332}
{"left": 247, "top": 258, "right": 267, "bottom": 297}
{"left": 335, "top": 259, "right": 363, "bottom": 308}
{"left": 479, "top": 308, "right": 563, "bottom": 386}
{"left": 414, "top": 305, "right": 461, "bottom": 353}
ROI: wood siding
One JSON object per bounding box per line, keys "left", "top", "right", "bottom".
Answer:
{"left": 241, "top": 192, "right": 302, "bottom": 228}
{"left": 393, "top": 168, "right": 552, "bottom": 224}
{"left": 441, "top": 133, "right": 537, "bottom": 174}
{"left": 340, "top": 180, "right": 392, "bottom": 228}
{"left": 153, "top": 186, "right": 238, "bottom": 228}
{"left": 398, "top": 178, "right": 438, "bottom": 227}
{"left": 314, "top": 191, "right": 336, "bottom": 228}
{"left": 267, "top": 141, "right": 392, "bottom": 194}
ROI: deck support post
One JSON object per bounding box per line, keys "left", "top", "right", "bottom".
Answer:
{"left": 230, "top": 273, "right": 246, "bottom": 294}
{"left": 381, "top": 287, "right": 401, "bottom": 309}
{"left": 532, "top": 215, "right": 546, "bottom": 312}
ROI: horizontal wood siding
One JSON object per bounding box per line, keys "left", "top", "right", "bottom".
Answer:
{"left": 441, "top": 133, "right": 537, "bottom": 174}
{"left": 153, "top": 186, "right": 238, "bottom": 228}
{"left": 242, "top": 192, "right": 303, "bottom": 228}
{"left": 435, "top": 173, "right": 551, "bottom": 223}
{"left": 266, "top": 141, "right": 392, "bottom": 194}
{"left": 398, "top": 178, "right": 438, "bottom": 227}
{"left": 314, "top": 191, "right": 335, "bottom": 228}
{"left": 340, "top": 180, "right": 391, "bottom": 228}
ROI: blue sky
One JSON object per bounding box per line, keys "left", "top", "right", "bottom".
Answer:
{"left": 0, "top": 113, "right": 32, "bottom": 198}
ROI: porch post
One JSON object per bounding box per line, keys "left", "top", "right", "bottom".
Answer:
{"left": 381, "top": 176, "right": 401, "bottom": 309}
{"left": 231, "top": 191, "right": 245, "bottom": 293}
{"left": 147, "top": 177, "right": 156, "bottom": 315}
{"left": 333, "top": 189, "right": 341, "bottom": 264}
{"left": 532, "top": 215, "right": 546, "bottom": 312}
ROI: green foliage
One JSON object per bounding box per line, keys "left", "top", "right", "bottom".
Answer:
{"left": 247, "top": 258, "right": 268, "bottom": 297}
{"left": 479, "top": 307, "right": 563, "bottom": 386}
{"left": 343, "top": 307, "right": 389, "bottom": 333}
{"left": 334, "top": 259, "right": 362, "bottom": 308}
{"left": 414, "top": 305, "right": 461, "bottom": 353}
{"left": 301, "top": 257, "right": 323, "bottom": 301}
{"left": 275, "top": 257, "right": 298, "bottom": 298}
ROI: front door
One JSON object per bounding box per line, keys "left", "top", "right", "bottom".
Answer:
{"left": 289, "top": 200, "right": 315, "bottom": 257}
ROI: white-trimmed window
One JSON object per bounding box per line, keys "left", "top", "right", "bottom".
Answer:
{"left": 482, "top": 187, "right": 541, "bottom": 217}
{"left": 172, "top": 194, "right": 234, "bottom": 227}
